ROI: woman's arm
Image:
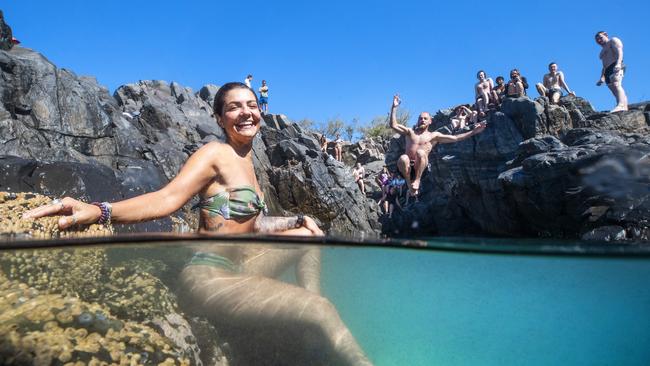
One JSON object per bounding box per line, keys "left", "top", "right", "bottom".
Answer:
{"left": 24, "top": 142, "right": 222, "bottom": 229}
{"left": 112, "top": 143, "right": 221, "bottom": 222}
{"left": 254, "top": 214, "right": 323, "bottom": 235}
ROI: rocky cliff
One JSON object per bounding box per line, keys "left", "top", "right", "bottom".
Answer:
{"left": 381, "top": 96, "right": 650, "bottom": 242}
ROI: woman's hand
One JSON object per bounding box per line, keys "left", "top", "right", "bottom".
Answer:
{"left": 302, "top": 216, "right": 324, "bottom": 236}
{"left": 23, "top": 197, "right": 102, "bottom": 230}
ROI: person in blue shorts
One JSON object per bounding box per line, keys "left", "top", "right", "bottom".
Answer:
{"left": 258, "top": 80, "right": 269, "bottom": 114}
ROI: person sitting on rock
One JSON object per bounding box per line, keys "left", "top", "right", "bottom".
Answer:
{"left": 389, "top": 94, "right": 487, "bottom": 197}
{"left": 23, "top": 82, "right": 372, "bottom": 366}
{"left": 595, "top": 31, "right": 628, "bottom": 112}
{"left": 535, "top": 62, "right": 575, "bottom": 104}
{"left": 506, "top": 69, "right": 526, "bottom": 98}
{"left": 450, "top": 105, "right": 479, "bottom": 132}
{"left": 491, "top": 76, "right": 507, "bottom": 104}
{"left": 475, "top": 70, "right": 495, "bottom": 116}
{"left": 352, "top": 162, "right": 366, "bottom": 195}
{"left": 334, "top": 133, "right": 343, "bottom": 162}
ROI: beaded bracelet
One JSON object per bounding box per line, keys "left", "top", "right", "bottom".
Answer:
{"left": 91, "top": 202, "right": 112, "bottom": 224}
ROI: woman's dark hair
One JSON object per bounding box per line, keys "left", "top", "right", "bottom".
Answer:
{"left": 476, "top": 70, "right": 486, "bottom": 79}
{"left": 213, "top": 82, "right": 259, "bottom": 117}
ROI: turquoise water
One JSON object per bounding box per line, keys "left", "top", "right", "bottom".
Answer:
{"left": 322, "top": 247, "right": 650, "bottom": 366}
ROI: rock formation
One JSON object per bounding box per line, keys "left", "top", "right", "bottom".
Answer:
{"left": 382, "top": 96, "right": 650, "bottom": 242}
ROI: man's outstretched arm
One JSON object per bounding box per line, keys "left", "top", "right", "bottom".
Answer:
{"left": 389, "top": 94, "right": 410, "bottom": 135}
{"left": 432, "top": 122, "right": 487, "bottom": 144}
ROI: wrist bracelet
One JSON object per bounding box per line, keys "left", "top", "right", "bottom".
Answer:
{"left": 295, "top": 214, "right": 304, "bottom": 229}
{"left": 91, "top": 202, "right": 112, "bottom": 224}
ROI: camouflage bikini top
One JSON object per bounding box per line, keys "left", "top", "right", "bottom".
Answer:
{"left": 195, "top": 185, "right": 267, "bottom": 220}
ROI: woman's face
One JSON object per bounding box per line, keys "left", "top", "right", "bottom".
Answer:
{"left": 219, "top": 88, "right": 261, "bottom": 142}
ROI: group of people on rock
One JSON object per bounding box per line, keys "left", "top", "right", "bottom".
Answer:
{"left": 319, "top": 133, "right": 344, "bottom": 162}
{"left": 382, "top": 30, "right": 629, "bottom": 211}
{"left": 244, "top": 74, "right": 269, "bottom": 114}
{"left": 471, "top": 64, "right": 574, "bottom": 119}
{"left": 450, "top": 31, "right": 627, "bottom": 132}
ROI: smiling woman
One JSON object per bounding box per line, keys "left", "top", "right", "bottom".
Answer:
{"left": 22, "top": 82, "right": 373, "bottom": 365}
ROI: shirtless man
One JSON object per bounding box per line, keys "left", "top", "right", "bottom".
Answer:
{"left": 595, "top": 31, "right": 627, "bottom": 112}
{"left": 491, "top": 76, "right": 506, "bottom": 105}
{"left": 506, "top": 69, "right": 525, "bottom": 98}
{"left": 352, "top": 162, "right": 366, "bottom": 195}
{"left": 475, "top": 70, "right": 494, "bottom": 115}
{"left": 389, "top": 94, "right": 486, "bottom": 196}
{"left": 535, "top": 62, "right": 575, "bottom": 104}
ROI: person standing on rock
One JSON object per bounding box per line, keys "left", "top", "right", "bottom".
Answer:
{"left": 244, "top": 74, "right": 253, "bottom": 88}
{"left": 352, "top": 162, "right": 366, "bottom": 195}
{"left": 334, "top": 133, "right": 344, "bottom": 162}
{"left": 535, "top": 62, "right": 575, "bottom": 104}
{"left": 258, "top": 80, "right": 269, "bottom": 114}
{"left": 24, "top": 82, "right": 373, "bottom": 366}
{"left": 595, "top": 31, "right": 628, "bottom": 112}
{"left": 389, "top": 94, "right": 487, "bottom": 197}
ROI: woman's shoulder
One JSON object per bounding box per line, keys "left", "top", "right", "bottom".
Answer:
{"left": 194, "top": 140, "right": 232, "bottom": 157}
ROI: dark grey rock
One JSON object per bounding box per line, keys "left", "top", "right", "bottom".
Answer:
{"left": 581, "top": 226, "right": 627, "bottom": 242}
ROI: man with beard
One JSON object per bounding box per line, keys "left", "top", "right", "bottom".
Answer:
{"left": 389, "top": 94, "right": 486, "bottom": 197}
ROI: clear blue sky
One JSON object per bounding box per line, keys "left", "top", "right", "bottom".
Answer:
{"left": 5, "top": 1, "right": 649, "bottom": 129}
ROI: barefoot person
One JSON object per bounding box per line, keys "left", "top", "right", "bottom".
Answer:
{"left": 535, "top": 62, "right": 575, "bottom": 104}
{"left": 595, "top": 31, "right": 628, "bottom": 112}
{"left": 258, "top": 79, "right": 269, "bottom": 114}
{"left": 334, "top": 133, "right": 343, "bottom": 162}
{"left": 475, "top": 70, "right": 495, "bottom": 115}
{"left": 24, "top": 82, "right": 372, "bottom": 366}
{"left": 352, "top": 162, "right": 366, "bottom": 195}
{"left": 389, "top": 94, "right": 487, "bottom": 196}
{"left": 491, "top": 76, "right": 506, "bottom": 105}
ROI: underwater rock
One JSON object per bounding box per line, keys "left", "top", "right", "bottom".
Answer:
{"left": 0, "top": 276, "right": 191, "bottom": 365}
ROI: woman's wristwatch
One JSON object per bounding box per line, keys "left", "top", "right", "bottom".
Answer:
{"left": 295, "top": 214, "right": 304, "bottom": 228}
